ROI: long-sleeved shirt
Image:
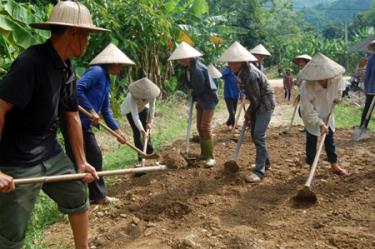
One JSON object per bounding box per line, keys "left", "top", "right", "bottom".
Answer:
{"left": 300, "top": 76, "right": 345, "bottom": 137}
{"left": 364, "top": 54, "right": 375, "bottom": 94}
{"left": 237, "top": 63, "right": 275, "bottom": 114}
{"left": 221, "top": 67, "right": 240, "bottom": 99}
{"left": 120, "top": 92, "right": 156, "bottom": 132}
{"left": 283, "top": 74, "right": 293, "bottom": 90}
{"left": 76, "top": 65, "right": 119, "bottom": 130}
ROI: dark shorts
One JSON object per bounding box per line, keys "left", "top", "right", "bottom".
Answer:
{"left": 0, "top": 151, "right": 88, "bottom": 249}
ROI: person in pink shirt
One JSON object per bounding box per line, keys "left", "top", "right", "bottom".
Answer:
{"left": 283, "top": 69, "right": 293, "bottom": 101}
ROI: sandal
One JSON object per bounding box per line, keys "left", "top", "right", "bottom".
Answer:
{"left": 330, "top": 166, "right": 350, "bottom": 177}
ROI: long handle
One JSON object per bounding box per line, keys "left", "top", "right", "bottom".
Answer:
{"left": 362, "top": 95, "right": 375, "bottom": 127}
{"left": 231, "top": 101, "right": 246, "bottom": 134}
{"left": 231, "top": 120, "right": 248, "bottom": 161}
{"left": 14, "top": 165, "right": 167, "bottom": 185}
{"left": 304, "top": 103, "right": 335, "bottom": 188}
{"left": 185, "top": 95, "right": 194, "bottom": 155}
{"left": 141, "top": 129, "right": 150, "bottom": 167}
{"left": 78, "top": 106, "right": 148, "bottom": 157}
{"left": 288, "top": 101, "right": 299, "bottom": 131}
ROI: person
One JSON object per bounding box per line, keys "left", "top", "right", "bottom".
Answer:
{"left": 207, "top": 64, "right": 222, "bottom": 95}
{"left": 168, "top": 42, "right": 218, "bottom": 167}
{"left": 120, "top": 77, "right": 160, "bottom": 163}
{"left": 299, "top": 53, "right": 349, "bottom": 176}
{"left": 250, "top": 44, "right": 271, "bottom": 72}
{"left": 64, "top": 43, "right": 132, "bottom": 205}
{"left": 221, "top": 65, "right": 240, "bottom": 130}
{"left": 220, "top": 41, "right": 275, "bottom": 182}
{"left": 0, "top": 1, "right": 109, "bottom": 249}
{"left": 358, "top": 41, "right": 375, "bottom": 129}
{"left": 283, "top": 69, "right": 293, "bottom": 101}
{"left": 293, "top": 54, "right": 312, "bottom": 132}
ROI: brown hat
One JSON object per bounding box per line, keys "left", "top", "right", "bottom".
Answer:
{"left": 129, "top": 77, "right": 161, "bottom": 99}
{"left": 250, "top": 44, "right": 271, "bottom": 56}
{"left": 368, "top": 40, "right": 375, "bottom": 52}
{"left": 168, "top": 42, "right": 203, "bottom": 61}
{"left": 207, "top": 64, "right": 222, "bottom": 79}
{"left": 30, "top": 1, "right": 110, "bottom": 33}
{"left": 89, "top": 43, "right": 135, "bottom": 66}
{"left": 219, "top": 41, "right": 257, "bottom": 62}
{"left": 293, "top": 54, "right": 312, "bottom": 65}
{"left": 298, "top": 53, "right": 345, "bottom": 81}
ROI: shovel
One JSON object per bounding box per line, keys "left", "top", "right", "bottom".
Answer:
{"left": 224, "top": 120, "right": 248, "bottom": 173}
{"left": 184, "top": 95, "right": 196, "bottom": 160}
{"left": 287, "top": 100, "right": 300, "bottom": 133}
{"left": 231, "top": 101, "right": 246, "bottom": 135}
{"left": 13, "top": 166, "right": 167, "bottom": 186}
{"left": 141, "top": 129, "right": 151, "bottom": 167}
{"left": 352, "top": 96, "right": 375, "bottom": 141}
{"left": 295, "top": 104, "right": 335, "bottom": 204}
{"left": 78, "top": 106, "right": 159, "bottom": 160}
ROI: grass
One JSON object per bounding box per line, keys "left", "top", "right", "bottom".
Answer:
{"left": 335, "top": 103, "right": 375, "bottom": 131}
{"left": 23, "top": 94, "right": 191, "bottom": 249}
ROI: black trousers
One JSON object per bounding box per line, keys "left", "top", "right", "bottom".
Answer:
{"left": 65, "top": 128, "right": 107, "bottom": 202}
{"left": 126, "top": 108, "right": 154, "bottom": 161}
{"left": 284, "top": 88, "right": 291, "bottom": 101}
{"left": 306, "top": 128, "right": 337, "bottom": 166}
{"left": 360, "top": 94, "right": 375, "bottom": 128}
{"left": 225, "top": 98, "right": 238, "bottom": 126}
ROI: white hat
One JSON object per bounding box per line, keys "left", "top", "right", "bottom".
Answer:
{"left": 219, "top": 41, "right": 257, "bottom": 62}
{"left": 299, "top": 53, "right": 345, "bottom": 81}
{"left": 207, "top": 64, "right": 222, "bottom": 79}
{"left": 89, "top": 43, "right": 135, "bottom": 66}
{"left": 293, "top": 54, "right": 312, "bottom": 65}
{"left": 168, "top": 42, "right": 203, "bottom": 61}
{"left": 30, "top": 1, "right": 110, "bottom": 33}
{"left": 250, "top": 44, "right": 271, "bottom": 56}
{"left": 368, "top": 40, "right": 375, "bottom": 51}
{"left": 129, "top": 77, "right": 161, "bottom": 99}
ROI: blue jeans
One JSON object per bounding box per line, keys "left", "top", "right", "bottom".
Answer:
{"left": 250, "top": 110, "right": 273, "bottom": 178}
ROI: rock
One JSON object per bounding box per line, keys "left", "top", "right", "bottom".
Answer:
{"left": 120, "top": 213, "right": 127, "bottom": 218}
{"left": 183, "top": 238, "right": 197, "bottom": 248}
{"left": 97, "top": 212, "right": 104, "bottom": 217}
{"left": 132, "top": 216, "right": 141, "bottom": 225}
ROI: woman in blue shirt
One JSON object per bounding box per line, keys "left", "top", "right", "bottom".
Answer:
{"left": 221, "top": 66, "right": 240, "bottom": 129}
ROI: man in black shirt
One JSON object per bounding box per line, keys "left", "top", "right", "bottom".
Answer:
{"left": 0, "top": 1, "right": 109, "bottom": 249}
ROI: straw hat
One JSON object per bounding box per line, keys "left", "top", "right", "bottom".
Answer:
{"left": 30, "top": 1, "right": 110, "bottom": 32}
{"left": 89, "top": 43, "right": 135, "bottom": 66}
{"left": 368, "top": 40, "right": 375, "bottom": 51}
{"left": 250, "top": 44, "right": 271, "bottom": 56}
{"left": 207, "top": 64, "right": 222, "bottom": 79}
{"left": 128, "top": 77, "right": 161, "bottom": 99}
{"left": 293, "top": 54, "right": 312, "bottom": 65}
{"left": 219, "top": 41, "right": 257, "bottom": 62}
{"left": 168, "top": 42, "right": 203, "bottom": 61}
{"left": 298, "top": 53, "right": 345, "bottom": 81}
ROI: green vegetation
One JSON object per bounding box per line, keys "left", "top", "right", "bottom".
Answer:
{"left": 336, "top": 103, "right": 375, "bottom": 130}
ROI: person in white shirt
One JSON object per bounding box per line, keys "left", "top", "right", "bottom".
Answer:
{"left": 299, "top": 53, "right": 349, "bottom": 176}
{"left": 121, "top": 78, "right": 160, "bottom": 162}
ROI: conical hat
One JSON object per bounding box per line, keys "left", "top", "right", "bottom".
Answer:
{"left": 293, "top": 54, "right": 312, "bottom": 65}
{"left": 299, "top": 53, "right": 345, "bottom": 81}
{"left": 250, "top": 44, "right": 271, "bottom": 56}
{"left": 89, "top": 43, "right": 135, "bottom": 65}
{"left": 30, "top": 1, "right": 110, "bottom": 33}
{"left": 128, "top": 77, "right": 161, "bottom": 99}
{"left": 207, "top": 64, "right": 222, "bottom": 79}
{"left": 168, "top": 42, "right": 203, "bottom": 61}
{"left": 219, "top": 41, "right": 257, "bottom": 62}
{"left": 368, "top": 40, "right": 375, "bottom": 51}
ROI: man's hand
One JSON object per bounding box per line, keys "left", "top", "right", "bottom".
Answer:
{"left": 320, "top": 124, "right": 329, "bottom": 135}
{"left": 141, "top": 129, "right": 148, "bottom": 139}
{"left": 146, "top": 122, "right": 152, "bottom": 130}
{"left": 77, "top": 163, "right": 99, "bottom": 183}
{"left": 0, "top": 171, "right": 15, "bottom": 192}
{"left": 114, "top": 129, "right": 127, "bottom": 144}
{"left": 89, "top": 110, "right": 100, "bottom": 125}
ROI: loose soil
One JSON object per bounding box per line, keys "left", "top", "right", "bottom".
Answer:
{"left": 43, "top": 87, "right": 375, "bottom": 249}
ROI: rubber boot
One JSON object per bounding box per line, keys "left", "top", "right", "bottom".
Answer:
{"left": 203, "top": 139, "right": 215, "bottom": 167}
{"left": 199, "top": 138, "right": 207, "bottom": 160}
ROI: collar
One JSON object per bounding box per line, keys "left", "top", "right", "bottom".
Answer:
{"left": 44, "top": 39, "right": 71, "bottom": 71}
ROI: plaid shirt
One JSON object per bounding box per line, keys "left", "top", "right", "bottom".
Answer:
{"left": 237, "top": 63, "right": 275, "bottom": 114}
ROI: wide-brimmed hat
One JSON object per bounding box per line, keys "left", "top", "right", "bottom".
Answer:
{"left": 250, "top": 44, "right": 271, "bottom": 56}
{"left": 89, "top": 43, "right": 135, "bottom": 66}
{"left": 298, "top": 53, "right": 345, "bottom": 81}
{"left": 30, "top": 1, "right": 110, "bottom": 33}
{"left": 368, "top": 40, "right": 375, "bottom": 51}
{"left": 207, "top": 64, "right": 222, "bottom": 79}
{"left": 293, "top": 54, "right": 312, "bottom": 65}
{"left": 129, "top": 77, "right": 161, "bottom": 99}
{"left": 219, "top": 41, "right": 257, "bottom": 62}
{"left": 168, "top": 42, "right": 203, "bottom": 61}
